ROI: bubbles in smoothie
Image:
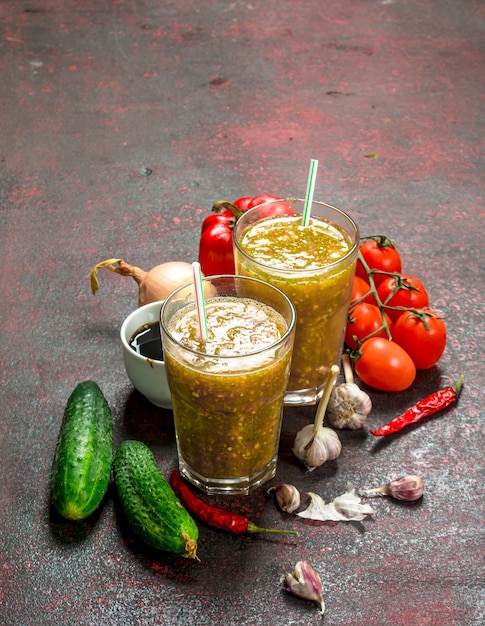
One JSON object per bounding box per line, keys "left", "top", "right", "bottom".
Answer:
{"left": 168, "top": 297, "right": 286, "bottom": 359}
{"left": 240, "top": 214, "right": 351, "bottom": 270}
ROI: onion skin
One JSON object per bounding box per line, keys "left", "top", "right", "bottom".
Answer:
{"left": 136, "top": 261, "right": 194, "bottom": 306}
{"left": 90, "top": 259, "right": 195, "bottom": 306}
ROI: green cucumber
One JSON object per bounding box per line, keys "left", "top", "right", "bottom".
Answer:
{"left": 50, "top": 381, "right": 113, "bottom": 520}
{"left": 113, "top": 440, "right": 199, "bottom": 560}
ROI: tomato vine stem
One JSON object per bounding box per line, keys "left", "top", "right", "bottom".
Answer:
{"left": 347, "top": 251, "right": 438, "bottom": 356}
{"left": 359, "top": 234, "right": 395, "bottom": 248}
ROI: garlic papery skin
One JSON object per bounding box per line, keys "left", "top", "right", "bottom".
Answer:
{"left": 293, "top": 424, "right": 342, "bottom": 472}
{"left": 327, "top": 382, "right": 372, "bottom": 430}
{"left": 283, "top": 560, "right": 325, "bottom": 615}
{"left": 298, "top": 484, "right": 375, "bottom": 522}
{"left": 332, "top": 483, "right": 376, "bottom": 519}
{"left": 268, "top": 484, "right": 301, "bottom": 513}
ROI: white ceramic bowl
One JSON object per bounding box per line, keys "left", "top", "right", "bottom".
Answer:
{"left": 120, "top": 300, "right": 172, "bottom": 409}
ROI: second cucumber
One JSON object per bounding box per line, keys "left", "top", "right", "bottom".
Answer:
{"left": 113, "top": 440, "right": 199, "bottom": 560}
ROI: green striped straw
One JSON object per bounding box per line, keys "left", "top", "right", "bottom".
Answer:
{"left": 191, "top": 261, "right": 208, "bottom": 342}
{"left": 302, "top": 158, "right": 319, "bottom": 226}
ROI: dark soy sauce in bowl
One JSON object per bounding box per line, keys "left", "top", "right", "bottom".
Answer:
{"left": 129, "top": 322, "right": 164, "bottom": 360}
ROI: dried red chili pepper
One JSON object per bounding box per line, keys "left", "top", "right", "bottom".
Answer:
{"left": 370, "top": 374, "right": 464, "bottom": 436}
{"left": 169, "top": 470, "right": 298, "bottom": 536}
{"left": 198, "top": 194, "right": 295, "bottom": 276}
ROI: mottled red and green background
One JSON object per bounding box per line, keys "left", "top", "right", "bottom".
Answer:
{"left": 1, "top": 1, "right": 483, "bottom": 625}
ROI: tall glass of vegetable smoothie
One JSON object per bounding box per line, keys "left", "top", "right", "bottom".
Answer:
{"left": 160, "top": 275, "right": 295, "bottom": 495}
{"left": 234, "top": 198, "right": 359, "bottom": 406}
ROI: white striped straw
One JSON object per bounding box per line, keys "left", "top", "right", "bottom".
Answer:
{"left": 302, "top": 159, "right": 319, "bottom": 226}
{"left": 191, "top": 261, "right": 208, "bottom": 342}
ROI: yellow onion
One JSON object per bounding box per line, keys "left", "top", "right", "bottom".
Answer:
{"left": 90, "top": 258, "right": 195, "bottom": 306}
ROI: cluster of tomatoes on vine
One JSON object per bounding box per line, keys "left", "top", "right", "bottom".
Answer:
{"left": 346, "top": 235, "right": 447, "bottom": 393}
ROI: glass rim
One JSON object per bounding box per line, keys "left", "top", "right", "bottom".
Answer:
{"left": 233, "top": 197, "right": 360, "bottom": 274}
{"left": 160, "top": 274, "right": 296, "bottom": 360}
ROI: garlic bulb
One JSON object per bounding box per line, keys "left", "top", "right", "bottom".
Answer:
{"left": 292, "top": 365, "right": 341, "bottom": 472}
{"left": 327, "top": 382, "right": 372, "bottom": 430}
{"left": 293, "top": 424, "right": 342, "bottom": 472}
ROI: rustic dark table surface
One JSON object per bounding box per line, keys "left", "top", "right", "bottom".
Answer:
{"left": 1, "top": 1, "right": 484, "bottom": 625}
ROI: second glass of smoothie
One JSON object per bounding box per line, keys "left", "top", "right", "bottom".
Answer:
{"left": 160, "top": 275, "right": 295, "bottom": 495}
{"left": 233, "top": 198, "right": 359, "bottom": 406}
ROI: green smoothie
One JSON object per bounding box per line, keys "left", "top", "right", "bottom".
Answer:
{"left": 161, "top": 283, "right": 295, "bottom": 494}
{"left": 234, "top": 204, "right": 358, "bottom": 404}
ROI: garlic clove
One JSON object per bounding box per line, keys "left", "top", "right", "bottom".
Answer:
{"left": 292, "top": 423, "right": 315, "bottom": 462}
{"left": 303, "top": 433, "right": 330, "bottom": 470}
{"left": 360, "top": 474, "right": 425, "bottom": 501}
{"left": 321, "top": 427, "right": 343, "bottom": 461}
{"left": 384, "top": 475, "right": 425, "bottom": 501}
{"left": 268, "top": 484, "right": 301, "bottom": 513}
{"left": 283, "top": 560, "right": 325, "bottom": 615}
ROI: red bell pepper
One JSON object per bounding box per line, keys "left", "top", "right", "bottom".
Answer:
{"left": 233, "top": 196, "right": 254, "bottom": 211}
{"left": 198, "top": 194, "right": 296, "bottom": 276}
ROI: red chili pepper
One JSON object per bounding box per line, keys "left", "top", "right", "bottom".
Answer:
{"left": 197, "top": 194, "right": 295, "bottom": 276}
{"left": 370, "top": 374, "right": 465, "bottom": 436}
{"left": 169, "top": 470, "right": 298, "bottom": 536}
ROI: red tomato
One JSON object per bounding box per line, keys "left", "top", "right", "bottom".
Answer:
{"left": 377, "top": 274, "right": 429, "bottom": 322}
{"left": 354, "top": 337, "right": 416, "bottom": 392}
{"left": 345, "top": 303, "right": 393, "bottom": 350}
{"left": 392, "top": 308, "right": 446, "bottom": 369}
{"left": 351, "top": 275, "right": 376, "bottom": 306}
{"left": 355, "top": 238, "right": 402, "bottom": 286}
